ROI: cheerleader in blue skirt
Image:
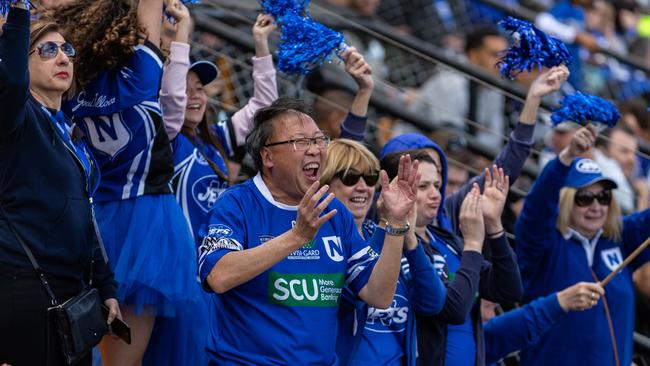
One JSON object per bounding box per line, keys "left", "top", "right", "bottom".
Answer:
{"left": 46, "top": 0, "right": 198, "bottom": 364}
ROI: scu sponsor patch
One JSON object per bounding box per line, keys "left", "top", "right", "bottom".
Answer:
{"left": 268, "top": 272, "right": 344, "bottom": 307}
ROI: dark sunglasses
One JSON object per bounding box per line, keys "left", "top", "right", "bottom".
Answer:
{"left": 336, "top": 169, "right": 379, "bottom": 187}
{"left": 29, "top": 41, "right": 76, "bottom": 59}
{"left": 574, "top": 190, "right": 612, "bottom": 207}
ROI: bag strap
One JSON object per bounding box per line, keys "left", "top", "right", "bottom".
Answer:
{"left": 3, "top": 216, "right": 60, "bottom": 306}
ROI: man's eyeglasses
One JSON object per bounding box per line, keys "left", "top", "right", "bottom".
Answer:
{"left": 29, "top": 41, "right": 76, "bottom": 59}
{"left": 336, "top": 169, "right": 379, "bottom": 187}
{"left": 264, "top": 136, "right": 330, "bottom": 151}
{"left": 574, "top": 189, "right": 612, "bottom": 207}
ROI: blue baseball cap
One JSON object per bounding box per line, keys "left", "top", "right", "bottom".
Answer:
{"left": 565, "top": 158, "right": 617, "bottom": 190}
{"left": 189, "top": 60, "right": 219, "bottom": 85}
{"left": 380, "top": 133, "right": 437, "bottom": 159}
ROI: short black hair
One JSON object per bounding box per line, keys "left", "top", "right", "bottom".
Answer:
{"left": 245, "top": 97, "right": 313, "bottom": 172}
{"left": 380, "top": 149, "right": 435, "bottom": 180}
{"left": 465, "top": 27, "right": 504, "bottom": 54}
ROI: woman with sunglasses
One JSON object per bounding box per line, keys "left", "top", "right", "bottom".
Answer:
{"left": 516, "top": 125, "right": 650, "bottom": 366}
{"left": 43, "top": 0, "right": 201, "bottom": 364}
{"left": 320, "top": 140, "right": 446, "bottom": 366}
{"left": 0, "top": 4, "right": 120, "bottom": 365}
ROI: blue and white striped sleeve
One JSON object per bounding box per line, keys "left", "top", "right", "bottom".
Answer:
{"left": 343, "top": 210, "right": 378, "bottom": 295}
{"left": 197, "top": 191, "right": 246, "bottom": 289}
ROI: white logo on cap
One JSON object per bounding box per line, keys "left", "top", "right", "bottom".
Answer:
{"left": 576, "top": 159, "right": 602, "bottom": 174}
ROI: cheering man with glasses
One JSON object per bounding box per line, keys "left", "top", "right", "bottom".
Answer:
{"left": 198, "top": 97, "right": 420, "bottom": 365}
{"left": 515, "top": 125, "right": 650, "bottom": 366}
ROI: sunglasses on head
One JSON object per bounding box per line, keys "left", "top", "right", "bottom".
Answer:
{"left": 336, "top": 169, "right": 379, "bottom": 187}
{"left": 574, "top": 189, "right": 612, "bottom": 207}
{"left": 30, "top": 41, "right": 76, "bottom": 59}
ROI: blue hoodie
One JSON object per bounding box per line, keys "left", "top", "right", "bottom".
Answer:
{"left": 515, "top": 157, "right": 650, "bottom": 366}
{"left": 369, "top": 123, "right": 532, "bottom": 365}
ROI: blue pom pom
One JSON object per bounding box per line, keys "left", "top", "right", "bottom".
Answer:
{"left": 260, "top": 0, "right": 309, "bottom": 19}
{"left": 1, "top": 0, "right": 30, "bottom": 16}
{"left": 275, "top": 11, "right": 345, "bottom": 75}
{"left": 551, "top": 92, "right": 620, "bottom": 128}
{"left": 498, "top": 17, "right": 572, "bottom": 79}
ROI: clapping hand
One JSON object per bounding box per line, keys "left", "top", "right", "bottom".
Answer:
{"left": 292, "top": 182, "right": 338, "bottom": 243}
{"left": 459, "top": 184, "right": 485, "bottom": 253}
{"left": 379, "top": 155, "right": 420, "bottom": 226}
{"left": 481, "top": 165, "right": 509, "bottom": 235}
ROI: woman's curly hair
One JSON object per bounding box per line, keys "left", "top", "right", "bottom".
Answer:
{"left": 42, "top": 0, "right": 146, "bottom": 91}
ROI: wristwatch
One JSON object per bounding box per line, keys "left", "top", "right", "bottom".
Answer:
{"left": 383, "top": 220, "right": 410, "bottom": 236}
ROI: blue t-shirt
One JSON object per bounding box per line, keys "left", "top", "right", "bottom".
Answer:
{"left": 171, "top": 133, "right": 228, "bottom": 243}
{"left": 64, "top": 41, "right": 173, "bottom": 202}
{"left": 353, "top": 261, "right": 409, "bottom": 366}
{"left": 199, "top": 175, "right": 379, "bottom": 365}
{"left": 429, "top": 230, "right": 476, "bottom": 366}
{"left": 348, "top": 221, "right": 406, "bottom": 366}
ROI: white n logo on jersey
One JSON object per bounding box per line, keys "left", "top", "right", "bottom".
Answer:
{"left": 601, "top": 247, "right": 623, "bottom": 272}
{"left": 84, "top": 113, "right": 131, "bottom": 158}
{"left": 322, "top": 236, "right": 344, "bottom": 262}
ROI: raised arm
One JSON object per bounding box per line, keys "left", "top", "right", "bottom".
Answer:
{"left": 338, "top": 47, "right": 373, "bottom": 141}
{"left": 478, "top": 166, "right": 522, "bottom": 303}
{"left": 436, "top": 185, "right": 486, "bottom": 324}
{"left": 402, "top": 205, "right": 446, "bottom": 314}
{"left": 406, "top": 243, "right": 447, "bottom": 315}
{"left": 485, "top": 282, "right": 603, "bottom": 364}
{"left": 445, "top": 66, "right": 570, "bottom": 233}
{"left": 139, "top": 0, "right": 164, "bottom": 46}
{"left": 160, "top": 1, "right": 191, "bottom": 140}
{"left": 0, "top": 5, "right": 30, "bottom": 138}
{"left": 232, "top": 14, "right": 278, "bottom": 146}
{"left": 516, "top": 126, "right": 598, "bottom": 272}
{"left": 358, "top": 156, "right": 419, "bottom": 308}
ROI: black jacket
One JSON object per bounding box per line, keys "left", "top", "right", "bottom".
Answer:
{"left": 416, "top": 225, "right": 522, "bottom": 366}
{"left": 0, "top": 8, "right": 116, "bottom": 300}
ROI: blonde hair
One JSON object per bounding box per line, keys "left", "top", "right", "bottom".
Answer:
{"left": 320, "top": 139, "right": 379, "bottom": 185}
{"left": 557, "top": 187, "right": 622, "bottom": 241}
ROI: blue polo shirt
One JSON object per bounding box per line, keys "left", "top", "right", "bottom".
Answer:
{"left": 199, "top": 175, "right": 379, "bottom": 365}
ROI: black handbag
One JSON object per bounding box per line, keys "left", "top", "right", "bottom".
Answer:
{"left": 6, "top": 220, "right": 108, "bottom": 365}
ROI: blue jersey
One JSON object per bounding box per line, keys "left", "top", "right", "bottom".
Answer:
{"left": 429, "top": 230, "right": 476, "bottom": 366}
{"left": 64, "top": 41, "right": 174, "bottom": 202}
{"left": 353, "top": 263, "right": 409, "bottom": 366}
{"left": 171, "top": 133, "right": 228, "bottom": 243}
{"left": 199, "top": 175, "right": 379, "bottom": 365}
{"left": 350, "top": 221, "right": 406, "bottom": 366}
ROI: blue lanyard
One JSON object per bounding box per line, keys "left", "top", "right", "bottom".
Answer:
{"left": 41, "top": 107, "right": 98, "bottom": 196}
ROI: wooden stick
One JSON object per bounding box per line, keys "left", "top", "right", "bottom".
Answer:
{"left": 601, "top": 236, "right": 650, "bottom": 287}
